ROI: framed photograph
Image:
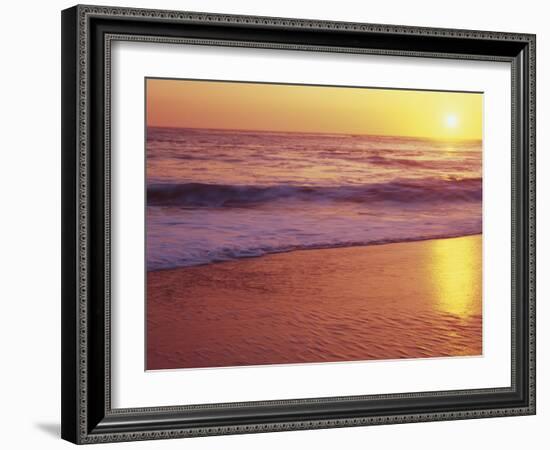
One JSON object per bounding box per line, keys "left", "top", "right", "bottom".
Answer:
{"left": 61, "top": 4, "right": 536, "bottom": 444}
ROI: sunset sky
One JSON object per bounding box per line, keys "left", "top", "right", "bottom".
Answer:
{"left": 146, "top": 78, "right": 483, "bottom": 140}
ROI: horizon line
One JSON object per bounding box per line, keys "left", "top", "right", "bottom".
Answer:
{"left": 146, "top": 125, "right": 483, "bottom": 143}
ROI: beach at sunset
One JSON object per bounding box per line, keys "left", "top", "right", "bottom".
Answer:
{"left": 145, "top": 78, "right": 483, "bottom": 370}
{"left": 147, "top": 235, "right": 482, "bottom": 370}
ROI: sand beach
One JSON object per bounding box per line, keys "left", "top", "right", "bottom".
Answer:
{"left": 147, "top": 234, "right": 482, "bottom": 370}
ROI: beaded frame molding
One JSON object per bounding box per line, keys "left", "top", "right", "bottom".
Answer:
{"left": 61, "top": 4, "right": 536, "bottom": 444}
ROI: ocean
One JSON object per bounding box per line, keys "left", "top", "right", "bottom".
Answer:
{"left": 146, "top": 127, "right": 482, "bottom": 272}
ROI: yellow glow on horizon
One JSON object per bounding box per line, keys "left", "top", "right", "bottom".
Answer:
{"left": 146, "top": 79, "right": 483, "bottom": 141}
{"left": 428, "top": 237, "right": 481, "bottom": 319}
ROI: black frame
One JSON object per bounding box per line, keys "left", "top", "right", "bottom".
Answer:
{"left": 61, "top": 4, "right": 536, "bottom": 444}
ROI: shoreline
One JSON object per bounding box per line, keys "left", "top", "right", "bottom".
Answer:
{"left": 147, "top": 232, "right": 482, "bottom": 273}
{"left": 147, "top": 234, "right": 482, "bottom": 370}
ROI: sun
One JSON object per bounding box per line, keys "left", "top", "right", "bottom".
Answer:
{"left": 445, "top": 114, "right": 459, "bottom": 129}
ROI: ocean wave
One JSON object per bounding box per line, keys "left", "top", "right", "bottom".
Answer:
{"left": 365, "top": 155, "right": 471, "bottom": 170}
{"left": 147, "top": 178, "right": 482, "bottom": 208}
{"left": 147, "top": 231, "right": 481, "bottom": 271}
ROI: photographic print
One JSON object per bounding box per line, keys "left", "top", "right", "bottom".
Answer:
{"left": 61, "top": 8, "right": 536, "bottom": 441}
{"left": 145, "top": 78, "right": 483, "bottom": 371}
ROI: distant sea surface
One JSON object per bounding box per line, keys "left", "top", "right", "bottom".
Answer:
{"left": 146, "top": 127, "right": 482, "bottom": 271}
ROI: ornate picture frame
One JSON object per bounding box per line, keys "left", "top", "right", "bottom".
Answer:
{"left": 61, "top": 4, "right": 535, "bottom": 444}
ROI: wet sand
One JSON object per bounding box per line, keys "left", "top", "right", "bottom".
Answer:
{"left": 147, "top": 235, "right": 482, "bottom": 370}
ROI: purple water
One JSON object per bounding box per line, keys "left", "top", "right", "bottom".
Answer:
{"left": 146, "top": 127, "right": 482, "bottom": 271}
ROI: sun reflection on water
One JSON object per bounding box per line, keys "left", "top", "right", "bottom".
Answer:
{"left": 428, "top": 236, "right": 482, "bottom": 319}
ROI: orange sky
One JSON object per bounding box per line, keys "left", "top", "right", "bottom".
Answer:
{"left": 146, "top": 78, "right": 482, "bottom": 140}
